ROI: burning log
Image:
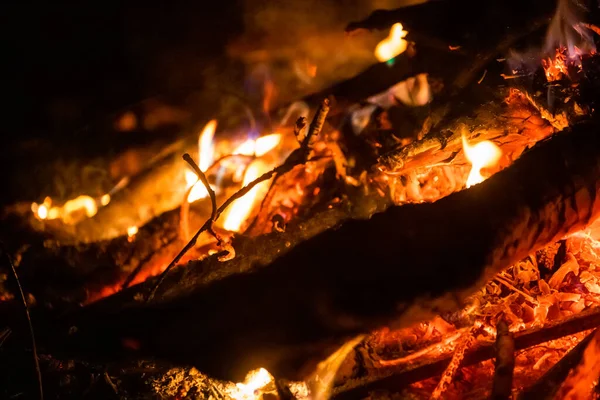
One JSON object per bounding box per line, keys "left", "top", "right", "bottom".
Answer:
{"left": 41, "top": 118, "right": 600, "bottom": 385}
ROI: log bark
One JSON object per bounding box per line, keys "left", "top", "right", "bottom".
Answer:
{"left": 41, "top": 119, "right": 600, "bottom": 383}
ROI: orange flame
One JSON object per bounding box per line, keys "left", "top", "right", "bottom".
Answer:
{"left": 187, "top": 120, "right": 217, "bottom": 203}
{"left": 32, "top": 195, "right": 106, "bottom": 225}
{"left": 462, "top": 133, "right": 502, "bottom": 188}
{"left": 127, "top": 225, "right": 138, "bottom": 238}
{"left": 375, "top": 23, "right": 408, "bottom": 62}
{"left": 222, "top": 160, "right": 270, "bottom": 232}
{"left": 233, "top": 133, "right": 282, "bottom": 157}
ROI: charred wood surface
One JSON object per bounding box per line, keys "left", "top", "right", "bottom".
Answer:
{"left": 346, "top": 0, "right": 554, "bottom": 50}
{"left": 40, "top": 120, "right": 600, "bottom": 384}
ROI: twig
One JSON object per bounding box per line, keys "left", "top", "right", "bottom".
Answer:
{"left": 1, "top": 244, "right": 43, "bottom": 400}
{"left": 103, "top": 371, "right": 119, "bottom": 395}
{"left": 183, "top": 153, "right": 217, "bottom": 222}
{"left": 492, "top": 319, "right": 515, "bottom": 400}
{"left": 146, "top": 99, "right": 330, "bottom": 302}
{"left": 0, "top": 327, "right": 11, "bottom": 348}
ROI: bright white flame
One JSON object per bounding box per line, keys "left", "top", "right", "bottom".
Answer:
{"left": 462, "top": 133, "right": 502, "bottom": 188}
{"left": 198, "top": 120, "right": 217, "bottom": 172}
{"left": 100, "top": 194, "right": 111, "bottom": 206}
{"left": 223, "top": 160, "right": 270, "bottom": 232}
{"left": 186, "top": 119, "right": 217, "bottom": 203}
{"left": 229, "top": 368, "right": 273, "bottom": 400}
{"left": 36, "top": 204, "right": 48, "bottom": 219}
{"left": 234, "top": 133, "right": 282, "bottom": 157}
{"left": 375, "top": 22, "right": 408, "bottom": 62}
{"left": 127, "top": 225, "right": 138, "bottom": 238}
{"left": 185, "top": 170, "right": 209, "bottom": 203}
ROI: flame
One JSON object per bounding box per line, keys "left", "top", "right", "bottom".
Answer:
{"left": 186, "top": 120, "right": 218, "bottom": 203}
{"left": 223, "top": 160, "right": 270, "bottom": 232}
{"left": 127, "top": 225, "right": 138, "bottom": 238}
{"left": 198, "top": 120, "right": 217, "bottom": 171}
{"left": 545, "top": 0, "right": 595, "bottom": 59}
{"left": 234, "top": 133, "right": 282, "bottom": 157}
{"left": 100, "top": 194, "right": 111, "bottom": 206}
{"left": 542, "top": 48, "right": 570, "bottom": 81}
{"left": 32, "top": 195, "right": 102, "bottom": 225}
{"left": 375, "top": 22, "right": 408, "bottom": 62}
{"left": 461, "top": 133, "right": 502, "bottom": 188}
{"left": 228, "top": 368, "right": 273, "bottom": 400}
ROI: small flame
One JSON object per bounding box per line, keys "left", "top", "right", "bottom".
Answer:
{"left": 127, "top": 225, "right": 138, "bottom": 238}
{"left": 198, "top": 120, "right": 217, "bottom": 172}
{"left": 100, "top": 194, "right": 111, "bottom": 206}
{"left": 186, "top": 120, "right": 218, "bottom": 203}
{"left": 375, "top": 22, "right": 408, "bottom": 62}
{"left": 32, "top": 195, "right": 102, "bottom": 225}
{"left": 234, "top": 133, "right": 282, "bottom": 157}
{"left": 229, "top": 368, "right": 273, "bottom": 400}
{"left": 223, "top": 160, "right": 270, "bottom": 232}
{"left": 462, "top": 133, "right": 502, "bottom": 188}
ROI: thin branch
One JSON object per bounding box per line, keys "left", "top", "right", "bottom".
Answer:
{"left": 492, "top": 319, "right": 515, "bottom": 400}
{"left": 183, "top": 153, "right": 217, "bottom": 221}
{"left": 183, "top": 153, "right": 221, "bottom": 240}
{"left": 146, "top": 99, "right": 330, "bottom": 302}
{"left": 1, "top": 244, "right": 43, "bottom": 400}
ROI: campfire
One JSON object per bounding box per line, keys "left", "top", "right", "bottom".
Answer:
{"left": 4, "top": 0, "right": 600, "bottom": 399}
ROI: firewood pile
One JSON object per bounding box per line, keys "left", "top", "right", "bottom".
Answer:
{"left": 3, "top": 0, "right": 600, "bottom": 398}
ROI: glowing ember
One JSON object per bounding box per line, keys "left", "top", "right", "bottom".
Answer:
{"left": 542, "top": 48, "right": 571, "bottom": 82}
{"left": 32, "top": 195, "right": 103, "bottom": 225}
{"left": 127, "top": 225, "right": 138, "bottom": 238}
{"left": 223, "top": 160, "right": 270, "bottom": 232}
{"left": 100, "top": 194, "right": 111, "bottom": 206}
{"left": 375, "top": 22, "right": 408, "bottom": 62}
{"left": 228, "top": 368, "right": 273, "bottom": 400}
{"left": 186, "top": 120, "right": 218, "bottom": 203}
{"left": 234, "top": 133, "right": 282, "bottom": 157}
{"left": 461, "top": 133, "right": 502, "bottom": 188}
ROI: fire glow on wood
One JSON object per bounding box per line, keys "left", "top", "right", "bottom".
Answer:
{"left": 8, "top": 0, "right": 600, "bottom": 399}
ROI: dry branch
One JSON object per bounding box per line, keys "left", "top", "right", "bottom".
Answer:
{"left": 2, "top": 244, "right": 43, "bottom": 400}
{"left": 46, "top": 119, "right": 600, "bottom": 384}
{"left": 492, "top": 320, "right": 515, "bottom": 400}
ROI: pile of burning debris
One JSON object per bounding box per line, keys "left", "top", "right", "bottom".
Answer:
{"left": 3, "top": 0, "right": 600, "bottom": 399}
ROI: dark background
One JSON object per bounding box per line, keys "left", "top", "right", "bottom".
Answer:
{"left": 0, "top": 1, "right": 415, "bottom": 204}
